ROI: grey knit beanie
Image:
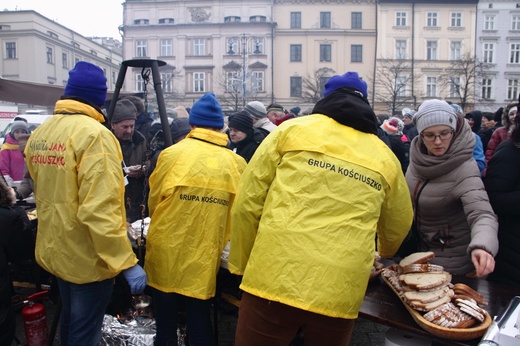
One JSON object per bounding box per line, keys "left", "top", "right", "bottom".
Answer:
{"left": 10, "top": 121, "right": 29, "bottom": 136}
{"left": 414, "top": 99, "right": 457, "bottom": 134}
{"left": 244, "top": 101, "right": 267, "bottom": 119}
{"left": 112, "top": 99, "right": 137, "bottom": 123}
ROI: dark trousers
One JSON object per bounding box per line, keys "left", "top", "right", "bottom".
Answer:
{"left": 150, "top": 287, "right": 212, "bottom": 346}
{"left": 235, "top": 292, "right": 355, "bottom": 346}
{"left": 57, "top": 278, "right": 113, "bottom": 346}
{"left": 0, "top": 306, "right": 15, "bottom": 346}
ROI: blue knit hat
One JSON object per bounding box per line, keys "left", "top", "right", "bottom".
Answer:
{"left": 64, "top": 61, "right": 107, "bottom": 106}
{"left": 290, "top": 107, "right": 301, "bottom": 115}
{"left": 323, "top": 71, "right": 368, "bottom": 99}
{"left": 189, "top": 93, "right": 224, "bottom": 128}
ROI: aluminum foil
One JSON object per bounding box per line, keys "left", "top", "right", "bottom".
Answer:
{"left": 100, "top": 314, "right": 155, "bottom": 346}
{"left": 127, "top": 217, "right": 151, "bottom": 243}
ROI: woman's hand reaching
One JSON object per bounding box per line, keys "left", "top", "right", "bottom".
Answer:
{"left": 471, "top": 248, "right": 495, "bottom": 277}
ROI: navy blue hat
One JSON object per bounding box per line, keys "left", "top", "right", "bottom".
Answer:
{"left": 189, "top": 93, "right": 224, "bottom": 128}
{"left": 290, "top": 107, "right": 301, "bottom": 115}
{"left": 323, "top": 71, "right": 368, "bottom": 99}
{"left": 64, "top": 61, "right": 107, "bottom": 106}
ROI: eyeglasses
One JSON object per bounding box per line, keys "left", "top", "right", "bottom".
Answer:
{"left": 421, "top": 130, "right": 454, "bottom": 142}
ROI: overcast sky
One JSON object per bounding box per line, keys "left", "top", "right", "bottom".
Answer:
{"left": 3, "top": 0, "right": 123, "bottom": 39}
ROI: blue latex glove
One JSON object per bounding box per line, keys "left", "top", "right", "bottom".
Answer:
{"left": 122, "top": 264, "right": 147, "bottom": 295}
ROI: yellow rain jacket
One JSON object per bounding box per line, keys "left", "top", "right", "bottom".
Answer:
{"left": 25, "top": 99, "right": 138, "bottom": 284}
{"left": 229, "top": 114, "right": 413, "bottom": 319}
{"left": 145, "top": 128, "right": 246, "bottom": 299}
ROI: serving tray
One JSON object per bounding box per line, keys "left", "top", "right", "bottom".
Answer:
{"left": 382, "top": 273, "right": 492, "bottom": 340}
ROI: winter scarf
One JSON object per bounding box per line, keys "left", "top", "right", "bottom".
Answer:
{"left": 312, "top": 87, "right": 378, "bottom": 135}
{"left": 409, "top": 116, "right": 475, "bottom": 180}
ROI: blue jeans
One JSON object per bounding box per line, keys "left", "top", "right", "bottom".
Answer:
{"left": 57, "top": 278, "right": 113, "bottom": 346}
{"left": 150, "top": 287, "right": 213, "bottom": 346}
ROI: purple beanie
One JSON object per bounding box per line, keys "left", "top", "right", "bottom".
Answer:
{"left": 64, "top": 61, "right": 107, "bottom": 106}
{"left": 323, "top": 71, "right": 368, "bottom": 99}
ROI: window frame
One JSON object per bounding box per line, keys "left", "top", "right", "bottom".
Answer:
{"left": 426, "top": 76, "right": 437, "bottom": 97}
{"left": 351, "top": 12, "right": 362, "bottom": 29}
{"left": 320, "top": 44, "right": 332, "bottom": 62}
{"left": 512, "top": 15, "right": 520, "bottom": 30}
{"left": 226, "top": 71, "right": 240, "bottom": 92}
{"left": 426, "top": 12, "right": 438, "bottom": 27}
{"left": 451, "top": 12, "right": 462, "bottom": 27}
{"left": 450, "top": 41, "right": 462, "bottom": 60}
{"left": 290, "top": 12, "right": 302, "bottom": 29}
{"left": 484, "top": 15, "right": 496, "bottom": 30}
{"left": 290, "top": 76, "right": 302, "bottom": 97}
{"left": 426, "top": 40, "right": 438, "bottom": 60}
{"left": 193, "top": 38, "right": 205, "bottom": 56}
{"left": 134, "top": 19, "right": 149, "bottom": 25}
{"left": 396, "top": 74, "right": 407, "bottom": 97}
{"left": 136, "top": 74, "right": 144, "bottom": 92}
{"left": 510, "top": 43, "right": 520, "bottom": 64}
{"left": 449, "top": 76, "right": 461, "bottom": 98}
{"left": 251, "top": 38, "right": 264, "bottom": 54}
{"left": 396, "top": 11, "right": 407, "bottom": 26}
{"left": 224, "top": 16, "right": 241, "bottom": 23}
{"left": 351, "top": 44, "right": 363, "bottom": 63}
{"left": 193, "top": 72, "right": 205, "bottom": 93}
{"left": 395, "top": 39, "right": 407, "bottom": 59}
{"left": 160, "top": 39, "right": 173, "bottom": 57}
{"left": 158, "top": 18, "right": 174, "bottom": 24}
{"left": 62, "top": 52, "right": 68, "bottom": 68}
{"left": 290, "top": 44, "right": 302, "bottom": 62}
{"left": 249, "top": 15, "right": 266, "bottom": 23}
{"left": 320, "top": 12, "right": 331, "bottom": 29}
{"left": 136, "top": 40, "right": 147, "bottom": 58}
{"left": 507, "top": 79, "right": 519, "bottom": 100}
{"left": 161, "top": 73, "right": 173, "bottom": 93}
{"left": 46, "top": 46, "right": 54, "bottom": 64}
{"left": 5, "top": 42, "right": 16, "bottom": 59}
{"left": 251, "top": 71, "right": 264, "bottom": 92}
{"left": 483, "top": 43, "right": 495, "bottom": 63}
{"left": 481, "top": 78, "right": 493, "bottom": 99}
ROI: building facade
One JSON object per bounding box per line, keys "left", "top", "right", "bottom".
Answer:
{"left": 121, "top": 0, "right": 377, "bottom": 113}
{"left": 476, "top": 0, "right": 520, "bottom": 113}
{"left": 4, "top": 2, "right": 517, "bottom": 116}
{"left": 376, "top": 0, "right": 479, "bottom": 114}
{"left": 0, "top": 10, "right": 122, "bottom": 112}
{"left": 121, "top": 0, "right": 273, "bottom": 112}
{"left": 272, "top": 0, "right": 376, "bottom": 112}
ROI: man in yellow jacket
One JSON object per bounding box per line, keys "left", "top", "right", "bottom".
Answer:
{"left": 229, "top": 72, "right": 413, "bottom": 345}
{"left": 25, "top": 61, "right": 146, "bottom": 346}
{"left": 144, "top": 92, "right": 246, "bottom": 345}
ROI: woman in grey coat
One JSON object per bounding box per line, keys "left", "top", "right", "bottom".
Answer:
{"left": 406, "top": 99, "right": 498, "bottom": 277}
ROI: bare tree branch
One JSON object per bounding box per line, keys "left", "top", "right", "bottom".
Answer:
{"left": 370, "top": 59, "right": 416, "bottom": 114}
{"left": 438, "top": 52, "right": 491, "bottom": 111}
{"left": 300, "top": 68, "right": 335, "bottom": 104}
{"left": 214, "top": 67, "right": 245, "bottom": 112}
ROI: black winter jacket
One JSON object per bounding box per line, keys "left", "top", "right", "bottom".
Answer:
{"left": 484, "top": 140, "right": 520, "bottom": 286}
{"left": 228, "top": 128, "right": 267, "bottom": 163}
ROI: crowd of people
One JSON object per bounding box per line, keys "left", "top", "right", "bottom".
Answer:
{"left": 1, "top": 60, "right": 518, "bottom": 345}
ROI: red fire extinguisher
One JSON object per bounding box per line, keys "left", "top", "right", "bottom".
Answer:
{"left": 21, "top": 290, "right": 49, "bottom": 346}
